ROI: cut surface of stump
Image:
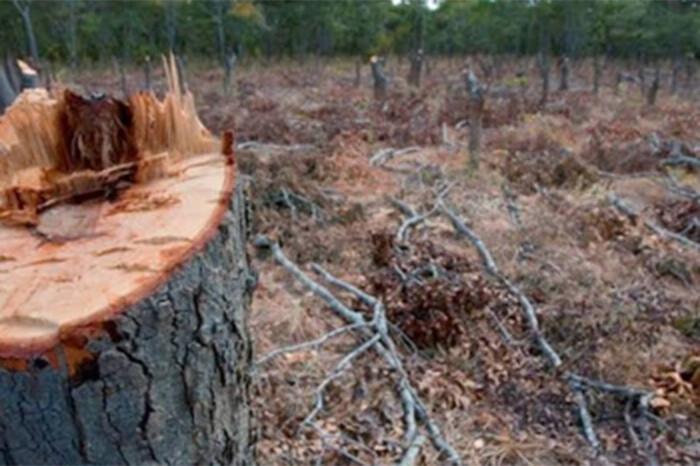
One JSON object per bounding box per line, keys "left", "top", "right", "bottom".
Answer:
{"left": 0, "top": 58, "right": 252, "bottom": 465}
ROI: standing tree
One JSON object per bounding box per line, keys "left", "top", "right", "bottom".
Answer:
{"left": 164, "top": 0, "right": 178, "bottom": 53}
{"left": 407, "top": 0, "right": 426, "bottom": 87}
{"left": 11, "top": 0, "right": 40, "bottom": 63}
{"left": 466, "top": 68, "right": 484, "bottom": 171}
{"left": 371, "top": 55, "right": 389, "bottom": 100}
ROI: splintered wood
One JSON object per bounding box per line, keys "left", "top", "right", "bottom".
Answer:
{"left": 0, "top": 55, "right": 216, "bottom": 226}
{"left": 0, "top": 56, "right": 235, "bottom": 357}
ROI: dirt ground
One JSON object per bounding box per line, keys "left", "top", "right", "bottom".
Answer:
{"left": 70, "top": 57, "right": 700, "bottom": 465}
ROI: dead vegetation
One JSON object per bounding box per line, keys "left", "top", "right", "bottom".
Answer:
{"left": 69, "top": 57, "right": 700, "bottom": 464}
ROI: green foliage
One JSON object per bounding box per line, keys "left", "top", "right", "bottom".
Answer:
{"left": 0, "top": 0, "right": 697, "bottom": 65}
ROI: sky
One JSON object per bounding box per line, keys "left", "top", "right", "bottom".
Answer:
{"left": 391, "top": 0, "right": 442, "bottom": 11}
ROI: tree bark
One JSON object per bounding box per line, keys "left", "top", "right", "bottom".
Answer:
{"left": 371, "top": 56, "right": 389, "bottom": 101}
{"left": 466, "top": 68, "right": 484, "bottom": 171}
{"left": 0, "top": 183, "right": 253, "bottom": 466}
{"left": 558, "top": 55, "right": 569, "bottom": 91}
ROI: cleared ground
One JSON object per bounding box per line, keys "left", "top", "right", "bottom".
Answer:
{"left": 72, "top": 58, "right": 699, "bottom": 464}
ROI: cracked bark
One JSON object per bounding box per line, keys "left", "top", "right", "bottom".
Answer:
{"left": 0, "top": 183, "right": 254, "bottom": 466}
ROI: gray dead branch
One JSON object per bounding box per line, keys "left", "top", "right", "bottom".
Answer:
{"left": 254, "top": 237, "right": 463, "bottom": 465}
{"left": 438, "top": 201, "right": 658, "bottom": 461}
{"left": 608, "top": 194, "right": 700, "bottom": 252}
{"left": 370, "top": 147, "right": 421, "bottom": 167}
{"left": 237, "top": 141, "right": 315, "bottom": 154}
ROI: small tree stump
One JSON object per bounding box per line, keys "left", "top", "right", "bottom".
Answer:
{"left": 0, "top": 59, "right": 253, "bottom": 465}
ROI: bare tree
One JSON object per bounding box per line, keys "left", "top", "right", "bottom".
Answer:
{"left": 408, "top": 48, "right": 423, "bottom": 87}
{"left": 537, "top": 52, "right": 550, "bottom": 107}
{"left": 647, "top": 65, "right": 661, "bottom": 106}
{"left": 165, "top": 0, "right": 178, "bottom": 52}
{"left": 370, "top": 55, "right": 389, "bottom": 100}
{"left": 143, "top": 55, "right": 152, "bottom": 91}
{"left": 671, "top": 59, "right": 682, "bottom": 95}
{"left": 0, "top": 67, "right": 16, "bottom": 115}
{"left": 208, "top": 0, "right": 232, "bottom": 68}
{"left": 407, "top": 0, "right": 425, "bottom": 87}
{"left": 593, "top": 56, "right": 604, "bottom": 95}
{"left": 11, "top": 0, "right": 40, "bottom": 63}
{"left": 223, "top": 49, "right": 237, "bottom": 96}
{"left": 558, "top": 55, "right": 569, "bottom": 91}
{"left": 354, "top": 57, "right": 362, "bottom": 87}
{"left": 465, "top": 68, "right": 484, "bottom": 171}
{"left": 67, "top": 0, "right": 78, "bottom": 68}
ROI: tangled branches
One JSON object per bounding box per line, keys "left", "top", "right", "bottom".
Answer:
{"left": 255, "top": 236, "right": 463, "bottom": 465}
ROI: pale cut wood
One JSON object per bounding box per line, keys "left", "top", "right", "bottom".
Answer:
{"left": 0, "top": 153, "right": 234, "bottom": 356}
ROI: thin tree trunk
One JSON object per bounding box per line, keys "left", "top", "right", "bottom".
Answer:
{"left": 466, "top": 69, "right": 484, "bottom": 171}
{"left": 223, "top": 51, "right": 237, "bottom": 96}
{"left": 214, "top": 3, "right": 227, "bottom": 68}
{"left": 354, "top": 57, "right": 361, "bottom": 87}
{"left": 0, "top": 67, "right": 17, "bottom": 114}
{"left": 11, "top": 0, "right": 40, "bottom": 64}
{"left": 144, "top": 55, "right": 151, "bottom": 91}
{"left": 538, "top": 52, "right": 550, "bottom": 107}
{"left": 175, "top": 55, "right": 187, "bottom": 93}
{"left": 67, "top": 0, "right": 78, "bottom": 68}
{"left": 117, "top": 58, "right": 127, "bottom": 98}
{"left": 671, "top": 59, "right": 681, "bottom": 95}
{"left": 165, "top": 1, "right": 177, "bottom": 52}
{"left": 558, "top": 55, "right": 569, "bottom": 91}
{"left": 371, "top": 56, "right": 389, "bottom": 101}
{"left": 647, "top": 66, "right": 660, "bottom": 106}
{"left": 593, "top": 56, "right": 603, "bottom": 95}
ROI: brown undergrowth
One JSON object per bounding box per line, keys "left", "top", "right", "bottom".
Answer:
{"left": 67, "top": 58, "right": 700, "bottom": 465}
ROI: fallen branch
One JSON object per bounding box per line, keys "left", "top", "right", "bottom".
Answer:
{"left": 389, "top": 185, "right": 453, "bottom": 242}
{"left": 370, "top": 147, "right": 421, "bottom": 166}
{"left": 439, "top": 201, "right": 562, "bottom": 368}
{"left": 661, "top": 155, "right": 700, "bottom": 170}
{"left": 608, "top": 194, "right": 700, "bottom": 251}
{"left": 254, "top": 237, "right": 463, "bottom": 465}
{"left": 439, "top": 202, "right": 659, "bottom": 459}
{"left": 257, "top": 323, "right": 368, "bottom": 366}
{"left": 399, "top": 435, "right": 426, "bottom": 466}
{"left": 303, "top": 333, "right": 382, "bottom": 426}
{"left": 237, "top": 141, "right": 314, "bottom": 153}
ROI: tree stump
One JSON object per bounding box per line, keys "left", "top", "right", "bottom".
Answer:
{"left": 0, "top": 60, "right": 253, "bottom": 465}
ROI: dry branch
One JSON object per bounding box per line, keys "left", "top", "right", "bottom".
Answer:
{"left": 439, "top": 201, "right": 562, "bottom": 368}
{"left": 439, "top": 200, "right": 660, "bottom": 460}
{"left": 370, "top": 147, "right": 421, "bottom": 167}
{"left": 257, "top": 323, "right": 368, "bottom": 366}
{"left": 608, "top": 194, "right": 700, "bottom": 251}
{"left": 661, "top": 154, "right": 700, "bottom": 170}
{"left": 237, "top": 141, "right": 314, "bottom": 153}
{"left": 254, "top": 237, "right": 463, "bottom": 465}
{"left": 399, "top": 435, "right": 426, "bottom": 466}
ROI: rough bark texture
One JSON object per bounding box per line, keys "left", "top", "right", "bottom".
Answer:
{"left": 0, "top": 183, "right": 254, "bottom": 466}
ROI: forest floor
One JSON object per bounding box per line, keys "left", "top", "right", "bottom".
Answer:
{"left": 72, "top": 58, "right": 699, "bottom": 465}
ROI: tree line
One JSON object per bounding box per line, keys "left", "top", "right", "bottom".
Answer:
{"left": 0, "top": 0, "right": 698, "bottom": 68}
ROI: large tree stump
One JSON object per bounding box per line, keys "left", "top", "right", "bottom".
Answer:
{"left": 0, "top": 59, "right": 253, "bottom": 465}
